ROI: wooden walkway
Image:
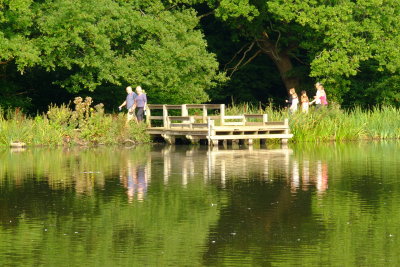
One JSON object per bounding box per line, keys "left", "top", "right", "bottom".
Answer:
{"left": 145, "top": 104, "right": 293, "bottom": 146}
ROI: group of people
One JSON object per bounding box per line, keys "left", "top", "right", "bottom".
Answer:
{"left": 119, "top": 85, "right": 147, "bottom": 123}
{"left": 119, "top": 82, "right": 326, "bottom": 122}
{"left": 286, "top": 82, "right": 328, "bottom": 113}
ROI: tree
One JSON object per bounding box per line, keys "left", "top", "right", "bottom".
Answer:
{"left": 199, "top": 0, "right": 400, "bottom": 101}
{"left": 0, "top": 0, "right": 224, "bottom": 107}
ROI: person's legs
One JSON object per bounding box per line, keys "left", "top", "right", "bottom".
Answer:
{"left": 136, "top": 107, "right": 144, "bottom": 122}
{"left": 127, "top": 108, "right": 137, "bottom": 124}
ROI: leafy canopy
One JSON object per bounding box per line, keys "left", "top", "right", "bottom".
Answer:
{"left": 0, "top": 0, "right": 224, "bottom": 104}
{"left": 200, "top": 0, "right": 400, "bottom": 101}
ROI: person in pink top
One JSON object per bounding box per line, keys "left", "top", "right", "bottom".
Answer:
{"left": 310, "top": 82, "right": 328, "bottom": 108}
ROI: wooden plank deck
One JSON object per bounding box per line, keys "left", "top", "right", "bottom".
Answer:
{"left": 145, "top": 104, "right": 292, "bottom": 146}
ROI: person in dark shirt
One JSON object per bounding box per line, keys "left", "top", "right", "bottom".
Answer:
{"left": 118, "top": 86, "right": 137, "bottom": 123}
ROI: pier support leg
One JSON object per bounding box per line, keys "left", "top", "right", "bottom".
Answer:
{"left": 208, "top": 139, "right": 219, "bottom": 146}
{"left": 186, "top": 135, "right": 199, "bottom": 145}
{"left": 232, "top": 140, "right": 240, "bottom": 149}
{"left": 222, "top": 140, "right": 228, "bottom": 148}
{"left": 162, "top": 134, "right": 176, "bottom": 145}
{"left": 281, "top": 138, "right": 288, "bottom": 149}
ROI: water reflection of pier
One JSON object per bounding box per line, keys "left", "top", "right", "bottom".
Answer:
{"left": 159, "top": 146, "right": 328, "bottom": 193}
{"left": 0, "top": 146, "right": 328, "bottom": 199}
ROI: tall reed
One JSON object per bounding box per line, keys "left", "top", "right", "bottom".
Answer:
{"left": 226, "top": 103, "right": 400, "bottom": 142}
{"left": 0, "top": 97, "right": 150, "bottom": 147}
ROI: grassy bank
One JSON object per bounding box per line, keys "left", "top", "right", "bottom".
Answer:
{"left": 226, "top": 103, "right": 400, "bottom": 142}
{"left": 1, "top": 100, "right": 399, "bottom": 146}
{"left": 0, "top": 97, "right": 150, "bottom": 147}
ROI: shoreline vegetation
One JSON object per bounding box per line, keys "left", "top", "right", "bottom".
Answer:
{"left": 1, "top": 99, "right": 399, "bottom": 147}
{"left": 227, "top": 103, "right": 400, "bottom": 142}
{"left": 0, "top": 97, "right": 150, "bottom": 147}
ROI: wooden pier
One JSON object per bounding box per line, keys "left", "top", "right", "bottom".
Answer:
{"left": 145, "top": 104, "right": 293, "bottom": 146}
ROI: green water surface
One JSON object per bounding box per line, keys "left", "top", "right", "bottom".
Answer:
{"left": 1, "top": 142, "right": 399, "bottom": 266}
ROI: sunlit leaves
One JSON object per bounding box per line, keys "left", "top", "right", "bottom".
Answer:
{"left": 267, "top": 0, "right": 400, "bottom": 79}
{"left": 0, "top": 0, "right": 223, "bottom": 103}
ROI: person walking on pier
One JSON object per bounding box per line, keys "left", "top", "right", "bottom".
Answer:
{"left": 134, "top": 86, "right": 147, "bottom": 122}
{"left": 119, "top": 86, "right": 137, "bottom": 123}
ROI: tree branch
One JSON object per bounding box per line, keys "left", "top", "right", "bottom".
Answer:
{"left": 241, "top": 49, "right": 262, "bottom": 68}
{"left": 257, "top": 36, "right": 280, "bottom": 61}
{"left": 0, "top": 59, "right": 13, "bottom": 65}
{"left": 224, "top": 42, "right": 252, "bottom": 71}
{"left": 198, "top": 10, "right": 215, "bottom": 19}
{"left": 290, "top": 54, "right": 307, "bottom": 65}
{"left": 226, "top": 41, "right": 256, "bottom": 77}
{"left": 269, "top": 21, "right": 281, "bottom": 50}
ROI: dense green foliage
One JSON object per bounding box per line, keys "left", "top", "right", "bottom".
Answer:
{"left": 199, "top": 0, "right": 400, "bottom": 103}
{"left": 0, "top": 0, "right": 222, "bottom": 109}
{"left": 0, "top": 0, "right": 399, "bottom": 111}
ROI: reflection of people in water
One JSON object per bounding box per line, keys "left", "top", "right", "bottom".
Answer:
{"left": 122, "top": 161, "right": 148, "bottom": 203}
{"left": 289, "top": 159, "right": 328, "bottom": 193}
{"left": 316, "top": 160, "right": 328, "bottom": 193}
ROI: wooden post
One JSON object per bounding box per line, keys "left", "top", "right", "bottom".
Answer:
{"left": 202, "top": 105, "right": 207, "bottom": 123}
{"left": 220, "top": 104, "right": 225, "bottom": 126}
{"left": 222, "top": 140, "right": 228, "bottom": 148}
{"left": 162, "top": 134, "right": 175, "bottom": 144}
{"left": 263, "top": 114, "right": 268, "bottom": 124}
{"left": 186, "top": 135, "right": 199, "bottom": 145}
{"left": 182, "top": 104, "right": 191, "bottom": 124}
{"left": 281, "top": 118, "right": 289, "bottom": 144}
{"left": 207, "top": 117, "right": 215, "bottom": 146}
{"left": 163, "top": 105, "right": 168, "bottom": 129}
{"left": 181, "top": 104, "right": 188, "bottom": 116}
{"left": 146, "top": 106, "right": 151, "bottom": 127}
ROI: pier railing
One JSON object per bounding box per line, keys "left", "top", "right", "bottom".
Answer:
{"left": 145, "top": 104, "right": 292, "bottom": 145}
{"left": 146, "top": 104, "right": 271, "bottom": 127}
{"left": 146, "top": 104, "right": 226, "bottom": 127}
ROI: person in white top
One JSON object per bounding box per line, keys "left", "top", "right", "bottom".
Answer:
{"left": 288, "top": 88, "right": 299, "bottom": 113}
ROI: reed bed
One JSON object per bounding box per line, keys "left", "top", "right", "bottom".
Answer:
{"left": 0, "top": 97, "right": 150, "bottom": 147}
{"left": 226, "top": 103, "right": 400, "bottom": 142}
{"left": 1, "top": 100, "right": 399, "bottom": 146}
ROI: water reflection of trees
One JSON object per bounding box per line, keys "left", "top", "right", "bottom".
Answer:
{"left": 0, "top": 146, "right": 221, "bottom": 266}
{"left": 0, "top": 146, "right": 150, "bottom": 192}
{"left": 1, "top": 143, "right": 400, "bottom": 266}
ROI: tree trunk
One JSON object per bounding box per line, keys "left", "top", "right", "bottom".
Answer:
{"left": 257, "top": 35, "right": 299, "bottom": 93}
{"left": 269, "top": 53, "right": 299, "bottom": 91}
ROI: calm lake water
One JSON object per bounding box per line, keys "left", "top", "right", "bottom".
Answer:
{"left": 1, "top": 142, "right": 400, "bottom": 266}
